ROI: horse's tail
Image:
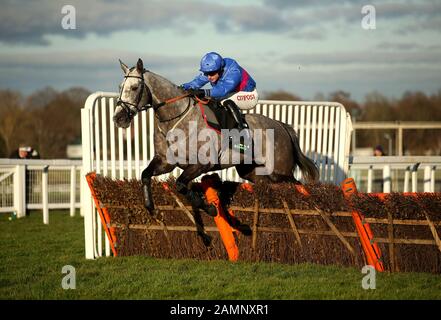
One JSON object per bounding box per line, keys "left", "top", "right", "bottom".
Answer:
{"left": 283, "top": 124, "right": 319, "bottom": 183}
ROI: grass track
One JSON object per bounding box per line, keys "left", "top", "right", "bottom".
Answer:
{"left": 1, "top": 212, "right": 440, "bottom": 299}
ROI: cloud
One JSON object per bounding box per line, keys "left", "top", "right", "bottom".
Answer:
{"left": 395, "top": 15, "right": 441, "bottom": 34}
{"left": 378, "top": 1, "right": 441, "bottom": 19}
{"left": 1, "top": 0, "right": 440, "bottom": 101}
{"left": 263, "top": 0, "right": 365, "bottom": 9}
{"left": 253, "top": 62, "right": 441, "bottom": 101}
{"left": 3, "top": 0, "right": 441, "bottom": 47}
{"left": 288, "top": 27, "right": 327, "bottom": 40}
{"left": 283, "top": 49, "right": 441, "bottom": 66}
{"left": 264, "top": 0, "right": 441, "bottom": 33}
{"left": 0, "top": 50, "right": 196, "bottom": 70}
{"left": 3, "top": 0, "right": 439, "bottom": 46}
{"left": 1, "top": 48, "right": 441, "bottom": 102}
{"left": 264, "top": 0, "right": 441, "bottom": 17}
{"left": 0, "top": 49, "right": 198, "bottom": 94}
{"left": 376, "top": 42, "right": 421, "bottom": 50}
{"left": 0, "top": 0, "right": 303, "bottom": 45}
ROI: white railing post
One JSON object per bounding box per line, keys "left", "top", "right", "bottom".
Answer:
{"left": 70, "top": 165, "right": 76, "bottom": 217}
{"left": 367, "top": 165, "right": 373, "bottom": 193}
{"left": 42, "top": 165, "right": 49, "bottom": 224}
{"left": 424, "top": 165, "right": 431, "bottom": 192}
{"left": 79, "top": 165, "right": 84, "bottom": 217}
{"left": 403, "top": 166, "right": 410, "bottom": 193}
{"left": 13, "top": 164, "right": 26, "bottom": 218}
{"left": 81, "top": 106, "right": 96, "bottom": 259}
{"left": 383, "top": 165, "right": 391, "bottom": 193}
{"left": 412, "top": 163, "right": 420, "bottom": 192}
{"left": 348, "top": 156, "right": 440, "bottom": 193}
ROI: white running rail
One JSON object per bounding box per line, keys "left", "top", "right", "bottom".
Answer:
{"left": 0, "top": 159, "right": 82, "bottom": 223}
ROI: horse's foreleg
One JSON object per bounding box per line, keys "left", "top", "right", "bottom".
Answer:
{"left": 141, "top": 155, "right": 175, "bottom": 212}
{"left": 176, "top": 164, "right": 212, "bottom": 209}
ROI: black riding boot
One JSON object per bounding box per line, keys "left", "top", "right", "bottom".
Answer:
{"left": 223, "top": 100, "right": 251, "bottom": 152}
{"left": 223, "top": 100, "right": 246, "bottom": 129}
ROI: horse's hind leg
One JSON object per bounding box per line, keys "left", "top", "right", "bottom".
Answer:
{"left": 235, "top": 164, "right": 258, "bottom": 183}
{"left": 236, "top": 164, "right": 299, "bottom": 183}
{"left": 141, "top": 155, "right": 175, "bottom": 212}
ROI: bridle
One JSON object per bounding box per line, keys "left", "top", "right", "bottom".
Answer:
{"left": 116, "top": 69, "right": 194, "bottom": 123}
{"left": 116, "top": 69, "right": 152, "bottom": 118}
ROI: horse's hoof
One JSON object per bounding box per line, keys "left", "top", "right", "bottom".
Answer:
{"left": 148, "top": 208, "right": 162, "bottom": 222}
{"left": 199, "top": 232, "right": 212, "bottom": 246}
{"left": 145, "top": 203, "right": 154, "bottom": 213}
{"left": 237, "top": 223, "right": 252, "bottom": 236}
{"left": 144, "top": 201, "right": 156, "bottom": 216}
{"left": 147, "top": 207, "right": 155, "bottom": 215}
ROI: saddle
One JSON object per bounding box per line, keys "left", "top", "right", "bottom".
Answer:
{"left": 197, "top": 100, "right": 247, "bottom": 133}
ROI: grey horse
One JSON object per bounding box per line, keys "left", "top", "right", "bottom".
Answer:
{"left": 113, "top": 58, "right": 319, "bottom": 215}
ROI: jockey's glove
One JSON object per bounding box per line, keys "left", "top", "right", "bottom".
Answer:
{"left": 186, "top": 88, "right": 209, "bottom": 99}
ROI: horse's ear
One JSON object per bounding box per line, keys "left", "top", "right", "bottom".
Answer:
{"left": 136, "top": 58, "right": 144, "bottom": 73}
{"left": 119, "top": 59, "right": 129, "bottom": 74}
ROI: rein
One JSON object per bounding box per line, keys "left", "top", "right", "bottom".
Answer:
{"left": 151, "top": 93, "right": 192, "bottom": 111}
{"left": 155, "top": 95, "right": 211, "bottom": 123}
{"left": 157, "top": 97, "right": 192, "bottom": 123}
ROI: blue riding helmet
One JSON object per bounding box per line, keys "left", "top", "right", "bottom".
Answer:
{"left": 200, "top": 52, "right": 225, "bottom": 73}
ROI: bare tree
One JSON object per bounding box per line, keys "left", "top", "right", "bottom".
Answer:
{"left": 395, "top": 90, "right": 441, "bottom": 154}
{"left": 262, "top": 90, "right": 302, "bottom": 101}
{"left": 32, "top": 92, "right": 83, "bottom": 158}
{"left": 328, "top": 90, "right": 361, "bottom": 117}
{"left": 25, "top": 86, "right": 58, "bottom": 109}
{"left": 0, "top": 90, "right": 27, "bottom": 157}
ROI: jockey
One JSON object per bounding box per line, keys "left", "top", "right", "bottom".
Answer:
{"left": 181, "top": 52, "right": 258, "bottom": 151}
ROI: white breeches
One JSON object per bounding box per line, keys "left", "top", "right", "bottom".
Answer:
{"left": 221, "top": 88, "right": 259, "bottom": 110}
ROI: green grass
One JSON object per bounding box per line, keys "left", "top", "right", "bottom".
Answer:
{"left": 1, "top": 211, "right": 441, "bottom": 300}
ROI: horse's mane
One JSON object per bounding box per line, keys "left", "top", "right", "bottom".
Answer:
{"left": 142, "top": 69, "right": 187, "bottom": 106}
{"left": 145, "top": 70, "right": 179, "bottom": 90}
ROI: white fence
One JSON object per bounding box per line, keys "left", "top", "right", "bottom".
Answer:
{"left": 1, "top": 156, "right": 439, "bottom": 217}
{"left": 349, "top": 156, "right": 441, "bottom": 193}
{"left": 81, "top": 91, "right": 353, "bottom": 259}
{"left": 0, "top": 159, "right": 82, "bottom": 223}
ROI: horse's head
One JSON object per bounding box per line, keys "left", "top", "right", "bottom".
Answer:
{"left": 113, "top": 58, "right": 151, "bottom": 128}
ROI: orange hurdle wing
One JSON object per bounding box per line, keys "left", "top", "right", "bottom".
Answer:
{"left": 341, "top": 178, "right": 384, "bottom": 272}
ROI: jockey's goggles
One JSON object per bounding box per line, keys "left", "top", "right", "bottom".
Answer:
{"left": 203, "top": 70, "right": 219, "bottom": 77}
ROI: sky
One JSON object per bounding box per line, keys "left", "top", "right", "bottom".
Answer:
{"left": 0, "top": 0, "right": 440, "bottom": 102}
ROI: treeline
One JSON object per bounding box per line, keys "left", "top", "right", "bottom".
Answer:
{"left": 263, "top": 89, "right": 441, "bottom": 155}
{"left": 0, "top": 87, "right": 90, "bottom": 158}
{"left": 0, "top": 87, "right": 440, "bottom": 158}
